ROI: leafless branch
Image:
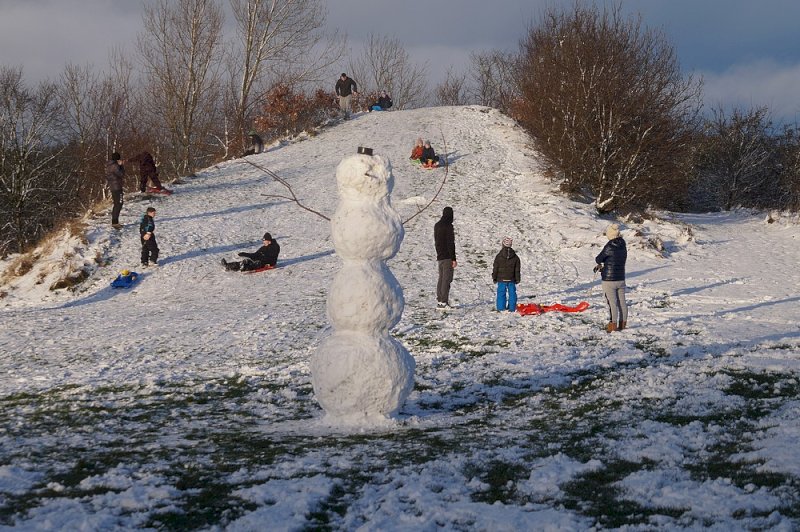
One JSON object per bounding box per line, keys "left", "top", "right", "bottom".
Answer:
{"left": 243, "top": 158, "right": 331, "bottom": 221}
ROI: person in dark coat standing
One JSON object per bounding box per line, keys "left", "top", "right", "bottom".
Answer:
{"left": 221, "top": 232, "right": 280, "bottom": 272}
{"left": 434, "top": 206, "right": 457, "bottom": 309}
{"left": 105, "top": 152, "right": 125, "bottom": 228}
{"left": 493, "top": 237, "right": 521, "bottom": 312}
{"left": 128, "top": 151, "right": 164, "bottom": 192}
{"left": 139, "top": 207, "right": 159, "bottom": 267}
{"left": 335, "top": 73, "right": 358, "bottom": 119}
{"left": 595, "top": 223, "right": 628, "bottom": 331}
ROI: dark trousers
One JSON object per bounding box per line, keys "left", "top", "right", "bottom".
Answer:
{"left": 224, "top": 258, "right": 265, "bottom": 271}
{"left": 139, "top": 172, "right": 163, "bottom": 192}
{"left": 141, "top": 236, "right": 159, "bottom": 265}
{"left": 437, "top": 259, "right": 454, "bottom": 304}
{"left": 111, "top": 190, "right": 123, "bottom": 225}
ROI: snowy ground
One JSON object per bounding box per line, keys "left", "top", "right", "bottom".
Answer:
{"left": 1, "top": 106, "right": 799, "bottom": 530}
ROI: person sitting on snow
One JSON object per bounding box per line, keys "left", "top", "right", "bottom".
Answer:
{"left": 420, "top": 140, "right": 440, "bottom": 167}
{"left": 410, "top": 138, "right": 424, "bottom": 161}
{"left": 221, "top": 232, "right": 280, "bottom": 271}
{"left": 370, "top": 91, "right": 393, "bottom": 112}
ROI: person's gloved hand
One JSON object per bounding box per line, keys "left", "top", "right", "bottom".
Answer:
{"left": 593, "top": 264, "right": 602, "bottom": 273}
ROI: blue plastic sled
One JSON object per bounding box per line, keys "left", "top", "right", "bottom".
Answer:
{"left": 111, "top": 271, "right": 140, "bottom": 289}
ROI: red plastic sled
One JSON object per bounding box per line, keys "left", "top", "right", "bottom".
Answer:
{"left": 243, "top": 264, "right": 277, "bottom": 274}
{"left": 516, "top": 301, "right": 590, "bottom": 316}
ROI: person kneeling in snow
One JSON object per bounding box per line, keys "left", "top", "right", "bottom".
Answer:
{"left": 222, "top": 232, "right": 280, "bottom": 271}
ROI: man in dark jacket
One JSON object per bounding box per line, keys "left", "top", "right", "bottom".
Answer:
{"left": 128, "top": 151, "right": 164, "bottom": 192}
{"left": 493, "top": 237, "right": 521, "bottom": 311}
{"left": 335, "top": 73, "right": 358, "bottom": 119}
{"left": 434, "top": 206, "right": 457, "bottom": 309}
{"left": 105, "top": 152, "right": 125, "bottom": 228}
{"left": 222, "top": 232, "right": 280, "bottom": 272}
{"left": 595, "top": 223, "right": 628, "bottom": 331}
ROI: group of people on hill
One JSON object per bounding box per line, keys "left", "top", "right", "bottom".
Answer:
{"left": 434, "top": 206, "right": 628, "bottom": 332}
{"left": 410, "top": 138, "right": 440, "bottom": 167}
{"left": 105, "top": 151, "right": 168, "bottom": 229}
{"left": 105, "top": 69, "right": 627, "bottom": 329}
{"left": 335, "top": 73, "right": 394, "bottom": 118}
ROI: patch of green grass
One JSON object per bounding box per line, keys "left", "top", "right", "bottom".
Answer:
{"left": 562, "top": 459, "right": 683, "bottom": 527}
{"left": 465, "top": 459, "right": 528, "bottom": 504}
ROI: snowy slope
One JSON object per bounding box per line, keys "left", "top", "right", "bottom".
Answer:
{"left": 1, "top": 106, "right": 799, "bottom": 530}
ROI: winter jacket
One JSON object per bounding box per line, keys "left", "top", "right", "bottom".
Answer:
{"left": 434, "top": 209, "right": 456, "bottom": 261}
{"left": 377, "top": 95, "right": 392, "bottom": 109}
{"left": 493, "top": 246, "right": 520, "bottom": 283}
{"left": 410, "top": 146, "right": 423, "bottom": 160}
{"left": 595, "top": 237, "right": 627, "bottom": 281}
{"left": 420, "top": 146, "right": 438, "bottom": 163}
{"left": 139, "top": 214, "right": 155, "bottom": 238}
{"left": 129, "top": 152, "right": 158, "bottom": 178}
{"left": 335, "top": 76, "right": 357, "bottom": 97}
{"left": 105, "top": 160, "right": 125, "bottom": 192}
{"left": 240, "top": 240, "right": 280, "bottom": 267}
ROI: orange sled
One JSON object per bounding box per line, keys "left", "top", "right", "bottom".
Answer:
{"left": 516, "top": 301, "right": 590, "bottom": 316}
{"left": 243, "top": 264, "right": 277, "bottom": 274}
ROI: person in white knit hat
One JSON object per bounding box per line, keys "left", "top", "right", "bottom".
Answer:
{"left": 594, "top": 223, "right": 628, "bottom": 331}
{"left": 492, "top": 236, "right": 521, "bottom": 311}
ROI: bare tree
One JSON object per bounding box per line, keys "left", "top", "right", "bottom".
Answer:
{"left": 693, "top": 106, "right": 779, "bottom": 210}
{"left": 349, "top": 33, "right": 428, "bottom": 110}
{"left": 0, "top": 67, "right": 73, "bottom": 255}
{"left": 468, "top": 50, "right": 517, "bottom": 112}
{"left": 225, "top": 0, "right": 343, "bottom": 151}
{"left": 435, "top": 67, "right": 469, "bottom": 106}
{"left": 514, "top": 3, "right": 701, "bottom": 213}
{"left": 59, "top": 63, "right": 120, "bottom": 203}
{"left": 137, "top": 0, "right": 223, "bottom": 175}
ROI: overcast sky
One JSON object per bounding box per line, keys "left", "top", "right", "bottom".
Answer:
{"left": 1, "top": 0, "right": 798, "bottom": 122}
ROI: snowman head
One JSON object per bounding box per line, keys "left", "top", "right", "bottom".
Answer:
{"left": 336, "top": 154, "right": 394, "bottom": 202}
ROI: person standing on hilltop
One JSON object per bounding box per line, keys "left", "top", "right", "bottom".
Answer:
{"left": 105, "top": 152, "right": 126, "bottom": 229}
{"left": 335, "top": 73, "right": 358, "bottom": 120}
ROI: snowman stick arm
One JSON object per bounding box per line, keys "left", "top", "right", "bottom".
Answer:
{"left": 245, "top": 159, "right": 332, "bottom": 221}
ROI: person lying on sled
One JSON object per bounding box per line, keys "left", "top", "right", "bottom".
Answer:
{"left": 221, "top": 232, "right": 280, "bottom": 271}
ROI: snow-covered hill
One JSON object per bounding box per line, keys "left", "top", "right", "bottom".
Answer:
{"left": 1, "top": 106, "right": 798, "bottom": 529}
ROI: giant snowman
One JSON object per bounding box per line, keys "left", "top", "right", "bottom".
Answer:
{"left": 310, "top": 152, "right": 415, "bottom": 423}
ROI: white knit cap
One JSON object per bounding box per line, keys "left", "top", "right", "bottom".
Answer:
{"left": 605, "top": 224, "right": 620, "bottom": 239}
